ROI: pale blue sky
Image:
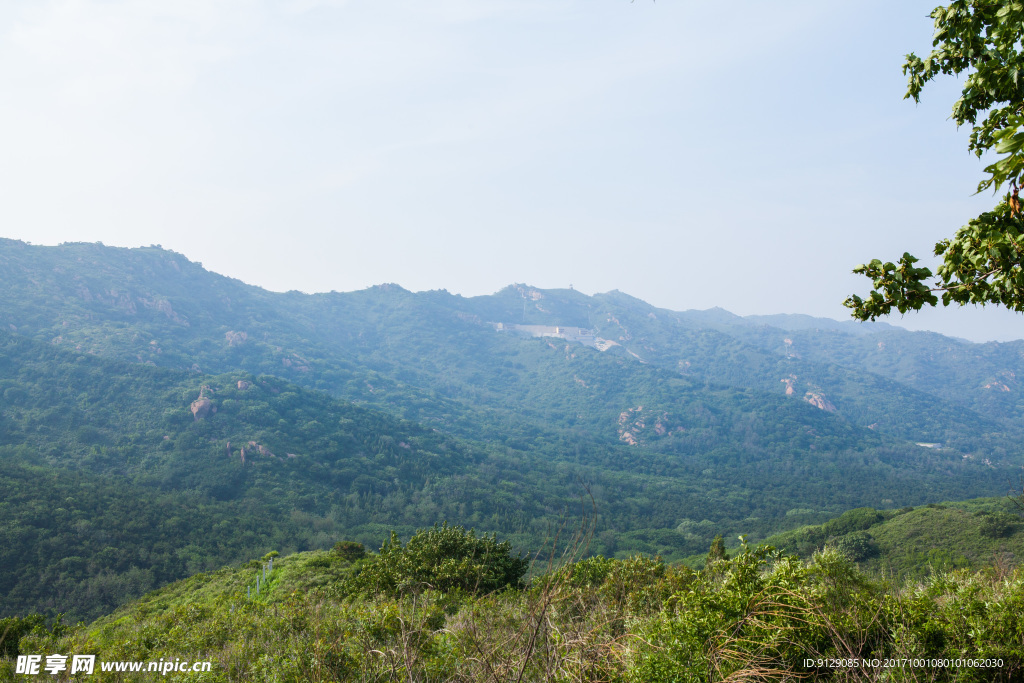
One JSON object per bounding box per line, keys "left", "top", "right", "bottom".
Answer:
{"left": 1, "top": 1, "right": 1021, "bottom": 341}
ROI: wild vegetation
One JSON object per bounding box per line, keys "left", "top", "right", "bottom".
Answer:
{"left": 7, "top": 1, "right": 1024, "bottom": 676}
{"left": 762, "top": 498, "right": 1024, "bottom": 580}
{"left": 4, "top": 524, "right": 1023, "bottom": 682}
{"left": 2, "top": 322, "right": 1017, "bottom": 622}
{"left": 3, "top": 238, "right": 1024, "bottom": 622}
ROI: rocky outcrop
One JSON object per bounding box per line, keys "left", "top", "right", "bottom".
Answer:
{"left": 617, "top": 406, "right": 676, "bottom": 445}
{"left": 513, "top": 284, "right": 545, "bottom": 301}
{"left": 281, "top": 354, "right": 311, "bottom": 372}
{"left": 237, "top": 380, "right": 250, "bottom": 390}
{"left": 190, "top": 397, "right": 214, "bottom": 420}
{"left": 225, "top": 330, "right": 247, "bottom": 347}
{"left": 138, "top": 297, "right": 189, "bottom": 326}
{"left": 982, "top": 371, "right": 1015, "bottom": 391}
{"left": 804, "top": 390, "right": 836, "bottom": 412}
{"left": 248, "top": 440, "right": 276, "bottom": 458}
{"left": 190, "top": 385, "right": 216, "bottom": 421}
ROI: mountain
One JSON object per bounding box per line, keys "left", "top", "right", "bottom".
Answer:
{"left": 4, "top": 239, "right": 1021, "bottom": 446}
{"left": 1, "top": 238, "right": 1022, "bottom": 619}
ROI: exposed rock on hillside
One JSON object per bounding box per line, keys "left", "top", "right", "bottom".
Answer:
{"left": 138, "top": 297, "right": 189, "bottom": 326}
{"left": 282, "top": 354, "right": 311, "bottom": 372}
{"left": 514, "top": 285, "right": 545, "bottom": 301}
{"left": 225, "top": 330, "right": 247, "bottom": 347}
{"left": 618, "top": 406, "right": 676, "bottom": 445}
{"left": 249, "top": 441, "right": 276, "bottom": 458}
{"left": 804, "top": 390, "right": 836, "bottom": 412}
{"left": 982, "top": 370, "right": 1015, "bottom": 392}
{"left": 190, "top": 385, "right": 216, "bottom": 421}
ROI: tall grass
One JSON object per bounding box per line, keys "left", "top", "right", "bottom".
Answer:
{"left": 5, "top": 542, "right": 1024, "bottom": 682}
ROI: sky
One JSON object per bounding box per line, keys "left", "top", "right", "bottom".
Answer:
{"left": 1, "top": 0, "right": 1022, "bottom": 342}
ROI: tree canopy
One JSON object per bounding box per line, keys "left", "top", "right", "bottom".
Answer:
{"left": 845, "top": 1, "right": 1024, "bottom": 320}
{"left": 353, "top": 523, "right": 530, "bottom": 596}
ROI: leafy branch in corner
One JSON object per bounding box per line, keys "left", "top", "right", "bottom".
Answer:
{"left": 846, "top": 1, "right": 1024, "bottom": 320}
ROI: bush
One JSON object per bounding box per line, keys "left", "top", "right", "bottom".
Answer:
{"left": 832, "top": 530, "right": 878, "bottom": 562}
{"left": 821, "top": 507, "right": 883, "bottom": 538}
{"left": 977, "top": 511, "right": 1018, "bottom": 539}
{"left": 0, "top": 614, "right": 47, "bottom": 658}
{"left": 332, "top": 541, "right": 366, "bottom": 562}
{"left": 356, "top": 523, "right": 529, "bottom": 596}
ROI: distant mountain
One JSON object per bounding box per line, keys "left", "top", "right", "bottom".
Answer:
{"left": 737, "top": 312, "right": 898, "bottom": 335}
{"left": 2, "top": 239, "right": 1022, "bottom": 619}
{"left": 3, "top": 239, "right": 1022, "bottom": 443}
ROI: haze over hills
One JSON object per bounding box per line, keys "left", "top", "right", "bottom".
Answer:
{"left": 2, "top": 238, "right": 1023, "bottom": 619}
{"left": 3, "top": 239, "right": 1022, "bottom": 441}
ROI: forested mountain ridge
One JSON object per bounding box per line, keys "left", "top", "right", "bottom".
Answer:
{"left": 2, "top": 239, "right": 1022, "bottom": 620}
{"left": 2, "top": 238, "right": 1021, "bottom": 448}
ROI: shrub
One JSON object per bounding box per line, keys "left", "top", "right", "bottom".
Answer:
{"left": 821, "top": 507, "right": 883, "bottom": 537}
{"left": 977, "top": 511, "right": 1018, "bottom": 539}
{"left": 0, "top": 614, "right": 45, "bottom": 658}
{"left": 832, "top": 530, "right": 879, "bottom": 562}
{"left": 356, "top": 523, "right": 529, "bottom": 596}
{"left": 332, "top": 541, "right": 367, "bottom": 562}
{"left": 707, "top": 534, "right": 729, "bottom": 563}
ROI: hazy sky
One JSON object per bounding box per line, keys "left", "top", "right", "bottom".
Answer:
{"left": 2, "top": 0, "right": 1022, "bottom": 342}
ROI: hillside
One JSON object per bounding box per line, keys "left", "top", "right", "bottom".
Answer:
{"left": 764, "top": 497, "right": 1024, "bottom": 579}
{"left": 6, "top": 327, "right": 1010, "bottom": 621}
{"left": 2, "top": 239, "right": 1024, "bottom": 620}
{"left": 2, "top": 239, "right": 1022, "bottom": 452}
{"left": 6, "top": 523, "right": 1024, "bottom": 682}
{"left": 0, "top": 331, "right": 491, "bottom": 620}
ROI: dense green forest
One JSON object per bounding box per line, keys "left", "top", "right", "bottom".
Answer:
{"left": 2, "top": 239, "right": 1023, "bottom": 453}
{"left": 1, "top": 239, "right": 1023, "bottom": 628}
{"left": 1, "top": 326, "right": 1014, "bottom": 622}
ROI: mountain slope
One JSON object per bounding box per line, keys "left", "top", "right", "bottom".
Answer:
{"left": 7, "top": 326, "right": 1009, "bottom": 621}
{"left": 764, "top": 496, "right": 1024, "bottom": 580}
{"left": 2, "top": 239, "right": 1023, "bottom": 619}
